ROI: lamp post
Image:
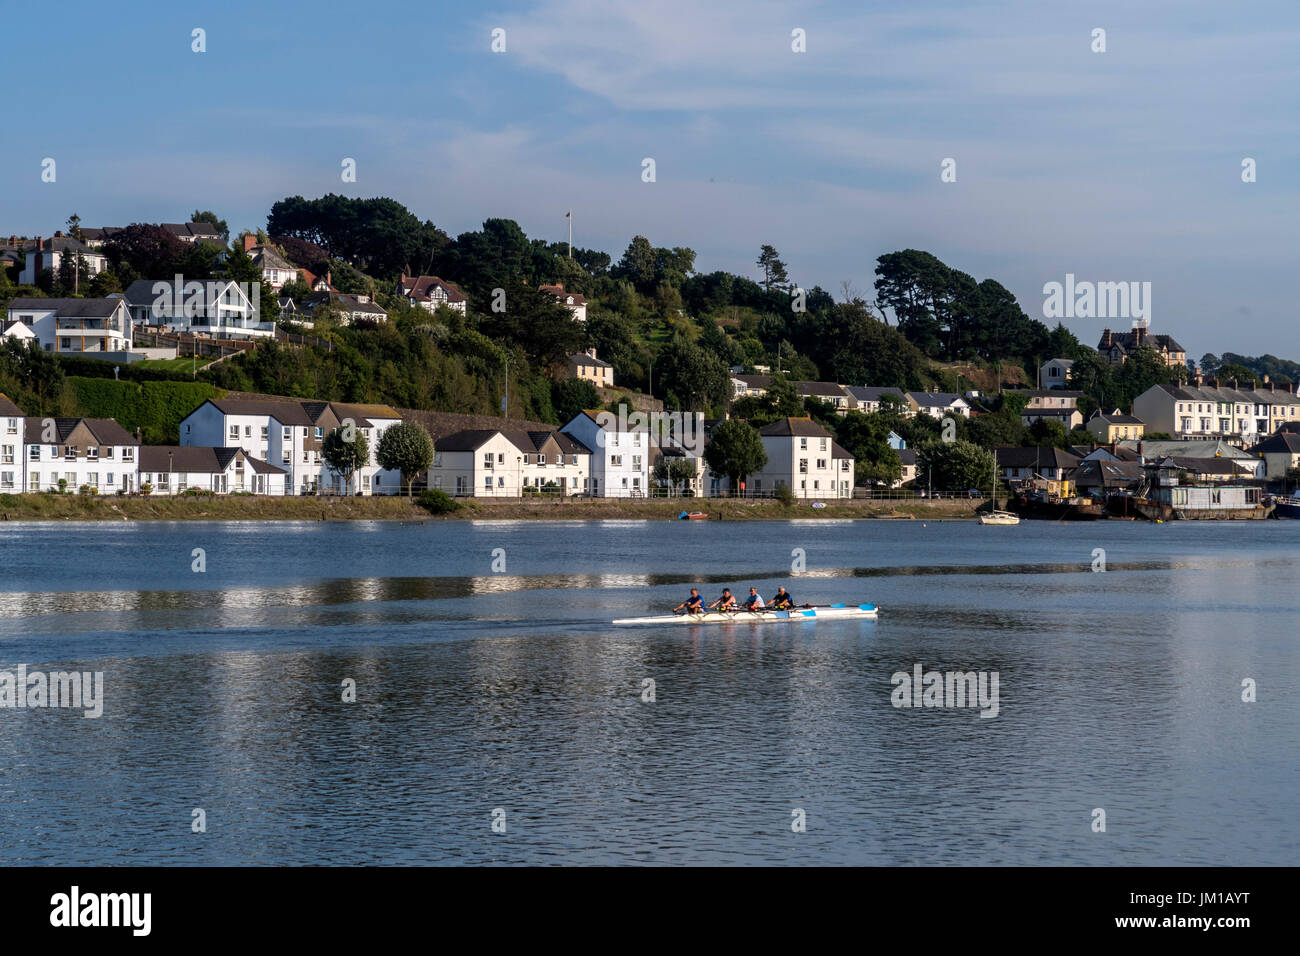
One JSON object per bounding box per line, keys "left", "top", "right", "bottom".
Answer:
{"left": 168, "top": 451, "right": 173, "bottom": 496}
{"left": 516, "top": 456, "right": 522, "bottom": 498}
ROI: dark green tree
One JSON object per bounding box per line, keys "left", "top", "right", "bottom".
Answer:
{"left": 703, "top": 420, "right": 767, "bottom": 493}
{"left": 376, "top": 421, "right": 435, "bottom": 496}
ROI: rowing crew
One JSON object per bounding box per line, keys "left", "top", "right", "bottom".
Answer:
{"left": 672, "top": 586, "right": 807, "bottom": 615}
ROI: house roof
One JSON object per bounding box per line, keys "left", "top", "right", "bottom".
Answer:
{"left": 758, "top": 416, "right": 832, "bottom": 438}
{"left": 436, "top": 429, "right": 507, "bottom": 452}
{"left": 302, "top": 291, "right": 387, "bottom": 315}
{"left": 399, "top": 275, "right": 466, "bottom": 304}
{"left": 995, "top": 446, "right": 1082, "bottom": 469}
{"left": 732, "top": 374, "right": 772, "bottom": 388}
{"left": 1074, "top": 459, "right": 1145, "bottom": 484}
{"left": 1136, "top": 438, "right": 1257, "bottom": 460}
{"left": 796, "top": 381, "right": 849, "bottom": 398}
{"left": 568, "top": 352, "right": 612, "bottom": 369}
{"left": 1044, "top": 358, "right": 1075, "bottom": 368}
{"left": 250, "top": 246, "right": 297, "bottom": 271}
{"left": 539, "top": 283, "right": 586, "bottom": 306}
{"left": 139, "top": 445, "right": 287, "bottom": 475}
{"left": 1010, "top": 389, "right": 1084, "bottom": 399}
{"left": 831, "top": 441, "right": 853, "bottom": 460}
{"left": 1091, "top": 409, "right": 1144, "bottom": 425}
{"left": 1098, "top": 330, "right": 1185, "bottom": 354}
{"left": 0, "top": 394, "right": 25, "bottom": 417}
{"left": 1249, "top": 432, "right": 1300, "bottom": 455}
{"left": 897, "top": 448, "right": 917, "bottom": 465}
{"left": 7, "top": 297, "right": 125, "bottom": 318}
{"left": 845, "top": 385, "right": 909, "bottom": 404}
{"left": 205, "top": 399, "right": 315, "bottom": 426}
{"left": 1156, "top": 456, "right": 1251, "bottom": 475}
{"left": 908, "top": 391, "right": 967, "bottom": 407}
{"left": 24, "top": 416, "right": 138, "bottom": 445}
{"left": 1023, "top": 408, "right": 1081, "bottom": 419}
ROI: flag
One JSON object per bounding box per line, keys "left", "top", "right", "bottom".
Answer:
{"left": 565, "top": 211, "right": 571, "bottom": 218}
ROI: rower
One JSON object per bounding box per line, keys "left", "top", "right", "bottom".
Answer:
{"left": 674, "top": 588, "right": 704, "bottom": 615}
{"left": 743, "top": 587, "right": 765, "bottom": 611}
{"left": 770, "top": 587, "right": 794, "bottom": 609}
{"left": 708, "top": 588, "right": 737, "bottom": 611}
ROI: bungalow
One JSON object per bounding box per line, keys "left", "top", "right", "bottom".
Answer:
{"left": 138, "top": 446, "right": 288, "bottom": 495}
{"left": 568, "top": 348, "right": 614, "bottom": 388}
{"left": 845, "top": 386, "right": 914, "bottom": 416}
{"left": 1087, "top": 409, "right": 1146, "bottom": 443}
{"left": 1247, "top": 431, "right": 1300, "bottom": 480}
{"left": 122, "top": 279, "right": 273, "bottom": 339}
{"left": 5, "top": 298, "right": 133, "bottom": 356}
{"left": 398, "top": 275, "right": 468, "bottom": 315}
{"left": 907, "top": 390, "right": 971, "bottom": 419}
{"left": 796, "top": 381, "right": 853, "bottom": 412}
{"left": 24, "top": 416, "right": 139, "bottom": 493}
{"left": 539, "top": 283, "right": 587, "bottom": 322}
{"left": 561, "top": 410, "right": 650, "bottom": 497}
{"left": 731, "top": 374, "right": 771, "bottom": 399}
{"left": 301, "top": 291, "right": 388, "bottom": 326}
{"left": 429, "top": 428, "right": 591, "bottom": 497}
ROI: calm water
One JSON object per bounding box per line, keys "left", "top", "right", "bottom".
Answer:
{"left": 0, "top": 518, "right": 1296, "bottom": 865}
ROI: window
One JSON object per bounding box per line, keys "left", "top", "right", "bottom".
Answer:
{"left": 122, "top": 447, "right": 133, "bottom": 462}
{"left": 522, "top": 454, "right": 531, "bottom": 464}
{"left": 4, "top": 418, "right": 15, "bottom": 434}
{"left": 261, "top": 427, "right": 269, "bottom": 440}
{"left": 106, "top": 473, "right": 114, "bottom": 484}
{"left": 433, "top": 452, "right": 442, "bottom": 466}
{"left": 229, "top": 425, "right": 239, "bottom": 441}
{"left": 497, "top": 476, "right": 505, "bottom": 487}
{"left": 483, "top": 453, "right": 493, "bottom": 469}
{"left": 611, "top": 455, "right": 622, "bottom": 466}
{"left": 104, "top": 447, "right": 114, "bottom": 459}
{"left": 87, "top": 472, "right": 99, "bottom": 488}
{"left": 538, "top": 454, "right": 547, "bottom": 465}
{"left": 497, "top": 453, "right": 504, "bottom": 464}
{"left": 29, "top": 473, "right": 39, "bottom": 491}
{"left": 432, "top": 476, "right": 443, "bottom": 489}
{"left": 800, "top": 438, "right": 808, "bottom": 449}
{"left": 282, "top": 451, "right": 291, "bottom": 464}
{"left": 87, "top": 447, "right": 99, "bottom": 461}
{"left": 484, "top": 476, "right": 493, "bottom": 488}
{"left": 819, "top": 438, "right": 827, "bottom": 451}
{"left": 799, "top": 458, "right": 808, "bottom": 473}
{"left": 244, "top": 425, "right": 252, "bottom": 437}
{"left": 0, "top": 445, "right": 11, "bottom": 465}
{"left": 841, "top": 460, "right": 850, "bottom": 471}
{"left": 816, "top": 458, "right": 827, "bottom": 469}
{"left": 283, "top": 426, "right": 291, "bottom": 440}
{"left": 314, "top": 427, "right": 322, "bottom": 439}
{"left": 66, "top": 445, "right": 78, "bottom": 459}
{"left": 569, "top": 455, "right": 577, "bottom": 465}
{"left": 29, "top": 446, "right": 40, "bottom": 461}
{"left": 0, "top": 471, "right": 12, "bottom": 489}
{"left": 632, "top": 456, "right": 641, "bottom": 469}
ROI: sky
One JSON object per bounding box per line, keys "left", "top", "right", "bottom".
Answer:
{"left": 4, "top": 0, "right": 1298, "bottom": 360}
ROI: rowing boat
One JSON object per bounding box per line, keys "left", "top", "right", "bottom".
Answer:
{"left": 612, "top": 603, "right": 879, "bottom": 626}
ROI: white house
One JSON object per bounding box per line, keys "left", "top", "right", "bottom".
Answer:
{"left": 247, "top": 242, "right": 301, "bottom": 291}
{"left": 540, "top": 283, "right": 587, "bottom": 322}
{"left": 5, "top": 298, "right": 133, "bottom": 356}
{"left": 1133, "top": 381, "right": 1300, "bottom": 443}
{"left": 1013, "top": 389, "right": 1084, "bottom": 431}
{"left": 713, "top": 416, "right": 853, "bottom": 499}
{"left": 845, "top": 386, "right": 915, "bottom": 416}
{"left": 138, "top": 446, "right": 288, "bottom": 495}
{"left": 23, "top": 416, "right": 139, "bottom": 493}
{"left": 1040, "top": 358, "right": 1075, "bottom": 389}
{"left": 301, "top": 291, "right": 388, "bottom": 325}
{"left": 17, "top": 236, "right": 109, "bottom": 285}
{"left": 179, "top": 398, "right": 403, "bottom": 495}
{"left": 397, "top": 275, "right": 468, "bottom": 315}
{"left": 796, "top": 381, "right": 853, "bottom": 412}
{"left": 123, "top": 279, "right": 274, "bottom": 339}
{"left": 562, "top": 410, "right": 650, "bottom": 497}
{"left": 907, "top": 391, "right": 971, "bottom": 419}
{"left": 0, "top": 395, "right": 28, "bottom": 493}
{"left": 730, "top": 374, "right": 771, "bottom": 399}
{"left": 430, "top": 428, "right": 591, "bottom": 497}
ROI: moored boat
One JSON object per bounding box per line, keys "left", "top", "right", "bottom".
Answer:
{"left": 677, "top": 510, "right": 708, "bottom": 520}
{"left": 613, "top": 603, "right": 878, "bottom": 626}
{"left": 979, "top": 510, "right": 1020, "bottom": 525}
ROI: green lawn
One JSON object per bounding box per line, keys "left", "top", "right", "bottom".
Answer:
{"left": 132, "top": 358, "right": 201, "bottom": 372}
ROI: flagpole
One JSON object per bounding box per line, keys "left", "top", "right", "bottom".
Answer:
{"left": 567, "top": 211, "right": 572, "bottom": 258}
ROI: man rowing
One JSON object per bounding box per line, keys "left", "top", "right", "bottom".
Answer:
{"left": 770, "top": 587, "right": 794, "bottom": 609}
{"left": 742, "top": 587, "right": 766, "bottom": 611}
{"left": 708, "top": 588, "right": 737, "bottom": 611}
{"left": 674, "top": 588, "right": 704, "bottom": 615}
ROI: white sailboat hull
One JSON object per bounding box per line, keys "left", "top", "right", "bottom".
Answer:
{"left": 613, "top": 603, "right": 879, "bottom": 626}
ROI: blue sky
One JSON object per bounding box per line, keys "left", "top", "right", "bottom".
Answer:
{"left": 5, "top": 0, "right": 1298, "bottom": 359}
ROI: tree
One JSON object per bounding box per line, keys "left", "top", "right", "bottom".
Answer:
{"left": 551, "top": 378, "right": 601, "bottom": 425}
{"left": 756, "top": 244, "right": 789, "bottom": 292}
{"left": 191, "top": 210, "right": 229, "bottom": 240}
{"left": 322, "top": 425, "right": 371, "bottom": 495}
{"left": 614, "top": 235, "right": 657, "bottom": 292}
{"left": 104, "top": 223, "right": 186, "bottom": 278}
{"left": 1213, "top": 362, "right": 1257, "bottom": 387}
{"left": 916, "top": 439, "right": 993, "bottom": 492}
{"left": 702, "top": 420, "right": 767, "bottom": 493}
{"left": 656, "top": 336, "right": 732, "bottom": 412}
{"left": 376, "top": 421, "right": 435, "bottom": 496}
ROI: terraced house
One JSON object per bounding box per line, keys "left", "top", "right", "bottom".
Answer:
{"left": 23, "top": 416, "right": 139, "bottom": 494}
{"left": 429, "top": 428, "right": 592, "bottom": 496}
{"left": 179, "top": 399, "right": 403, "bottom": 495}
{"left": 714, "top": 417, "right": 853, "bottom": 499}
{"left": 1133, "top": 380, "right": 1300, "bottom": 443}
{"left": 138, "top": 446, "right": 288, "bottom": 495}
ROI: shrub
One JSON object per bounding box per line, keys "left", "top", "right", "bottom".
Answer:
{"left": 417, "top": 488, "right": 460, "bottom": 514}
{"left": 141, "top": 482, "right": 153, "bottom": 496}
{"left": 775, "top": 483, "right": 795, "bottom": 506}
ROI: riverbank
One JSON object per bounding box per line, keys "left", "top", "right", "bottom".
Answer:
{"left": 0, "top": 492, "right": 983, "bottom": 522}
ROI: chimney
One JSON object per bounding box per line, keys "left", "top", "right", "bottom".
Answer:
{"left": 326, "top": 270, "right": 332, "bottom": 287}
{"left": 1134, "top": 325, "right": 1146, "bottom": 345}
{"left": 586, "top": 347, "right": 597, "bottom": 359}
{"left": 243, "top": 234, "right": 257, "bottom": 252}
{"left": 1102, "top": 328, "right": 1112, "bottom": 346}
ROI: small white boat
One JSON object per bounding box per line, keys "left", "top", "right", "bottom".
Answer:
{"left": 979, "top": 510, "right": 1020, "bottom": 525}
{"left": 612, "top": 603, "right": 878, "bottom": 626}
